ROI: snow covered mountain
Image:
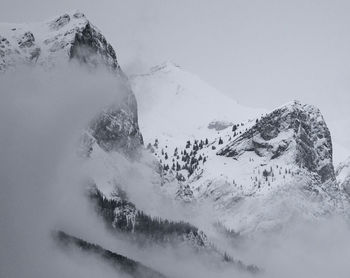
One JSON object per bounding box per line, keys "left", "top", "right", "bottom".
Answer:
{"left": 218, "top": 101, "right": 335, "bottom": 183}
{"left": 3, "top": 10, "right": 350, "bottom": 278}
{"left": 1, "top": 12, "right": 259, "bottom": 275}
{"left": 0, "top": 11, "right": 119, "bottom": 71}
{"left": 0, "top": 11, "right": 143, "bottom": 157}
{"left": 132, "top": 64, "right": 350, "bottom": 235}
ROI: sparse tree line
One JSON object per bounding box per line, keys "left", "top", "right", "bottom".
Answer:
{"left": 89, "top": 187, "right": 207, "bottom": 246}
{"left": 88, "top": 187, "right": 259, "bottom": 273}
{"left": 55, "top": 231, "right": 166, "bottom": 278}
{"left": 146, "top": 121, "right": 250, "bottom": 181}
{"left": 147, "top": 138, "right": 210, "bottom": 180}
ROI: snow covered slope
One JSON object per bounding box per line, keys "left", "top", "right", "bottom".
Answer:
{"left": 131, "top": 61, "right": 265, "bottom": 147}
{"left": 132, "top": 64, "right": 350, "bottom": 235}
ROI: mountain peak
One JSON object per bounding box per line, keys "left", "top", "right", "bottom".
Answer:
{"left": 0, "top": 11, "right": 119, "bottom": 72}
{"left": 150, "top": 61, "right": 181, "bottom": 73}
{"left": 47, "top": 11, "right": 87, "bottom": 31}
{"left": 275, "top": 100, "right": 320, "bottom": 115}
{"left": 218, "top": 100, "right": 334, "bottom": 183}
{"left": 131, "top": 62, "right": 264, "bottom": 145}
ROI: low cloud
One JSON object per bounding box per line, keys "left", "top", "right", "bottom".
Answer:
{"left": 1, "top": 65, "right": 350, "bottom": 278}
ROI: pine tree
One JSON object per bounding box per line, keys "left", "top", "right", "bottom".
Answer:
{"left": 176, "top": 162, "right": 181, "bottom": 171}
{"left": 263, "top": 169, "right": 269, "bottom": 181}
{"left": 154, "top": 138, "right": 159, "bottom": 148}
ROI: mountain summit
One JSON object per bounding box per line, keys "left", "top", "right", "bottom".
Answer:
{"left": 0, "top": 11, "right": 120, "bottom": 71}
{"left": 131, "top": 61, "right": 265, "bottom": 147}
{"left": 218, "top": 100, "right": 335, "bottom": 183}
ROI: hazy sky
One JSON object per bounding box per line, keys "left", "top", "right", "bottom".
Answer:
{"left": 1, "top": 0, "right": 349, "bottom": 152}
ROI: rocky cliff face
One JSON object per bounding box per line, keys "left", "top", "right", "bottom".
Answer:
{"left": 0, "top": 11, "right": 119, "bottom": 71}
{"left": 218, "top": 101, "right": 335, "bottom": 183}
{"left": 0, "top": 11, "right": 143, "bottom": 157}
{"left": 87, "top": 92, "right": 143, "bottom": 157}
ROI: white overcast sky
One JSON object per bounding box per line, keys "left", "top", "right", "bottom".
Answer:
{"left": 1, "top": 0, "right": 350, "bottom": 158}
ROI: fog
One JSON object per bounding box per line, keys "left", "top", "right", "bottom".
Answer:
{"left": 1, "top": 65, "right": 350, "bottom": 278}
{"left": 0, "top": 65, "right": 241, "bottom": 278}
{"left": 0, "top": 65, "right": 130, "bottom": 278}
{"left": 217, "top": 217, "right": 350, "bottom": 278}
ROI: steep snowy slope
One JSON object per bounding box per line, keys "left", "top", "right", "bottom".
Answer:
{"left": 131, "top": 61, "right": 265, "bottom": 147}
{"left": 218, "top": 101, "right": 335, "bottom": 183}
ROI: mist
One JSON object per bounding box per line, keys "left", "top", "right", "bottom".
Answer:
{"left": 0, "top": 65, "right": 245, "bottom": 278}
{"left": 1, "top": 64, "right": 350, "bottom": 278}
{"left": 0, "top": 65, "right": 131, "bottom": 278}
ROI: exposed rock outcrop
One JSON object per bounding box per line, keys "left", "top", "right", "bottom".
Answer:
{"left": 218, "top": 101, "right": 335, "bottom": 183}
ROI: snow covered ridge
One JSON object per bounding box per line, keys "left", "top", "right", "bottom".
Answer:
{"left": 218, "top": 100, "right": 335, "bottom": 183}
{"left": 0, "top": 11, "right": 143, "bottom": 157}
{"left": 131, "top": 61, "right": 266, "bottom": 147}
{"left": 0, "top": 11, "right": 119, "bottom": 71}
